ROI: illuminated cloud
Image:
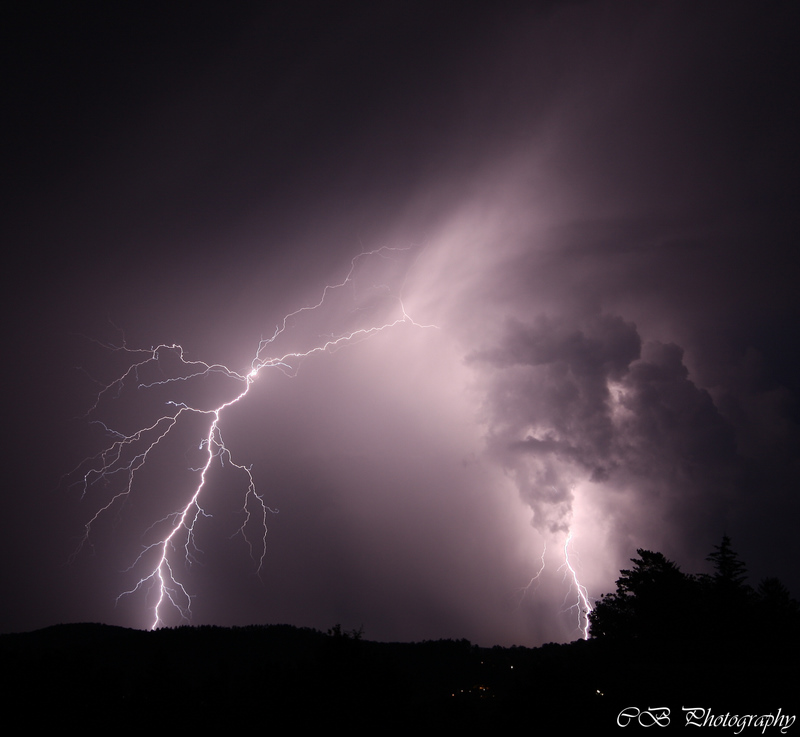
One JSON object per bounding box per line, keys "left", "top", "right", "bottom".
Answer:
{"left": 3, "top": 2, "right": 798, "bottom": 645}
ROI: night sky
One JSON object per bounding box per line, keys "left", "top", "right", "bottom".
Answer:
{"left": 3, "top": 1, "right": 799, "bottom": 646}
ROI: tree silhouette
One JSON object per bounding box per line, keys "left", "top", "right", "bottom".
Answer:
{"left": 705, "top": 534, "right": 748, "bottom": 588}
{"left": 753, "top": 577, "right": 800, "bottom": 643}
{"left": 757, "top": 577, "right": 798, "bottom": 612}
{"left": 697, "top": 535, "right": 754, "bottom": 640}
{"left": 589, "top": 550, "right": 694, "bottom": 642}
{"left": 591, "top": 537, "right": 800, "bottom": 648}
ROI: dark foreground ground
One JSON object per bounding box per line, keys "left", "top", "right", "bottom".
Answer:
{"left": 1, "top": 623, "right": 796, "bottom": 729}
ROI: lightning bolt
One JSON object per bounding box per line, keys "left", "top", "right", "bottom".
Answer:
{"left": 67, "top": 247, "right": 435, "bottom": 630}
{"left": 513, "top": 540, "right": 546, "bottom": 609}
{"left": 512, "top": 477, "right": 594, "bottom": 639}
{"left": 561, "top": 530, "right": 593, "bottom": 640}
{"left": 515, "top": 531, "right": 593, "bottom": 639}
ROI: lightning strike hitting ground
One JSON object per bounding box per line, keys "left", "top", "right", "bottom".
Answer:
{"left": 561, "top": 531, "right": 593, "bottom": 640}
{"left": 514, "top": 532, "right": 593, "bottom": 639}
{"left": 68, "top": 247, "right": 434, "bottom": 630}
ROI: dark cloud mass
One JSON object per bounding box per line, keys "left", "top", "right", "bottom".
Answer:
{"left": 3, "top": 2, "right": 799, "bottom": 646}
{"left": 471, "top": 314, "right": 643, "bottom": 530}
{"left": 469, "top": 309, "right": 745, "bottom": 558}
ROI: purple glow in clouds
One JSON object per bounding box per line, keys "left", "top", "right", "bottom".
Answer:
{"left": 3, "top": 2, "right": 799, "bottom": 645}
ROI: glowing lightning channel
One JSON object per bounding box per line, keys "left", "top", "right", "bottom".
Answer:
{"left": 561, "top": 530, "right": 593, "bottom": 640}
{"left": 513, "top": 541, "right": 546, "bottom": 609}
{"left": 515, "top": 531, "right": 593, "bottom": 639}
{"left": 68, "top": 247, "right": 435, "bottom": 629}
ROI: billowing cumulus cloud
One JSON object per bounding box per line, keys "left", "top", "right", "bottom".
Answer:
{"left": 471, "top": 313, "right": 642, "bottom": 532}
{"left": 458, "top": 295, "right": 744, "bottom": 560}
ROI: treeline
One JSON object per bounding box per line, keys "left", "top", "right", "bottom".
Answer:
{"left": 588, "top": 535, "right": 800, "bottom": 646}
{"left": 2, "top": 537, "right": 796, "bottom": 725}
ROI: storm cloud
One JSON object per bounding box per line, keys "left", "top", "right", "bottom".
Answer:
{"left": 3, "top": 1, "right": 799, "bottom": 645}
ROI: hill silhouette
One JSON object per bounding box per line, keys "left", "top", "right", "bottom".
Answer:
{"left": 2, "top": 619, "right": 795, "bottom": 728}
{"left": 3, "top": 539, "right": 796, "bottom": 727}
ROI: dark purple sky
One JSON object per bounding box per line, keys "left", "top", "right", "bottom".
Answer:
{"left": 3, "top": 1, "right": 799, "bottom": 645}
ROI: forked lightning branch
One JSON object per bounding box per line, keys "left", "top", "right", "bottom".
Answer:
{"left": 67, "top": 247, "right": 434, "bottom": 629}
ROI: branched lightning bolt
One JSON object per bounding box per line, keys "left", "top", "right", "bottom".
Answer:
{"left": 512, "top": 482, "right": 594, "bottom": 640}
{"left": 67, "top": 247, "right": 435, "bottom": 629}
{"left": 560, "top": 530, "right": 593, "bottom": 639}
{"left": 515, "top": 531, "right": 593, "bottom": 639}
{"left": 513, "top": 541, "right": 546, "bottom": 609}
